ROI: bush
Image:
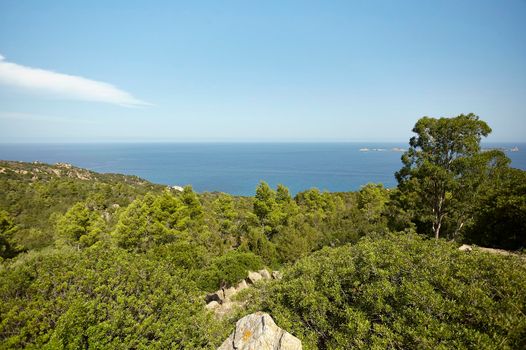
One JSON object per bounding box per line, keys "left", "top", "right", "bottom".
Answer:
{"left": 197, "top": 250, "right": 264, "bottom": 291}
{"left": 251, "top": 234, "right": 526, "bottom": 349}
{"left": 0, "top": 244, "right": 227, "bottom": 349}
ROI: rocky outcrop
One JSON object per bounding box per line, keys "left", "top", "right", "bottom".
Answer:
{"left": 206, "top": 290, "right": 225, "bottom": 304}
{"left": 258, "top": 269, "right": 272, "bottom": 280}
{"left": 223, "top": 286, "right": 237, "bottom": 300}
{"left": 218, "top": 312, "right": 302, "bottom": 350}
{"left": 236, "top": 279, "right": 248, "bottom": 291}
{"left": 247, "top": 271, "right": 263, "bottom": 284}
{"left": 205, "top": 300, "right": 221, "bottom": 311}
{"left": 459, "top": 244, "right": 518, "bottom": 256}
{"left": 458, "top": 244, "right": 473, "bottom": 252}
{"left": 205, "top": 269, "right": 281, "bottom": 316}
{"left": 458, "top": 244, "right": 526, "bottom": 261}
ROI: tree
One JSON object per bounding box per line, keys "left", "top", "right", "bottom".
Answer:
{"left": 212, "top": 194, "right": 237, "bottom": 242}
{"left": 0, "top": 210, "right": 21, "bottom": 259}
{"left": 395, "top": 113, "right": 505, "bottom": 240}
{"left": 357, "top": 183, "right": 389, "bottom": 225}
{"left": 253, "top": 182, "right": 296, "bottom": 239}
{"left": 253, "top": 181, "right": 277, "bottom": 225}
{"left": 464, "top": 166, "right": 526, "bottom": 250}
{"left": 55, "top": 202, "right": 105, "bottom": 249}
{"left": 112, "top": 192, "right": 184, "bottom": 252}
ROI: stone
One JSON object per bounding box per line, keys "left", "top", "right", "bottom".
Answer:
{"left": 223, "top": 286, "right": 237, "bottom": 300}
{"left": 272, "top": 271, "right": 283, "bottom": 280}
{"left": 459, "top": 244, "right": 472, "bottom": 252}
{"left": 218, "top": 312, "right": 302, "bottom": 350}
{"left": 205, "top": 301, "right": 220, "bottom": 311}
{"left": 236, "top": 279, "right": 248, "bottom": 292}
{"left": 258, "top": 269, "right": 271, "bottom": 280}
{"left": 246, "top": 271, "right": 263, "bottom": 284}
{"left": 205, "top": 289, "right": 225, "bottom": 304}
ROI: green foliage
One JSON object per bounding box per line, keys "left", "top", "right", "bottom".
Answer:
{"left": 465, "top": 166, "right": 526, "bottom": 250}
{"left": 0, "top": 244, "right": 227, "bottom": 349}
{"left": 253, "top": 181, "right": 279, "bottom": 238}
{"left": 112, "top": 190, "right": 203, "bottom": 252}
{"left": 1, "top": 146, "right": 524, "bottom": 349}
{"left": 197, "top": 250, "right": 264, "bottom": 291}
{"left": 396, "top": 114, "right": 506, "bottom": 239}
{"left": 250, "top": 234, "right": 526, "bottom": 349}
{"left": 239, "top": 225, "right": 279, "bottom": 266}
{"left": 296, "top": 188, "right": 336, "bottom": 214}
{"left": 0, "top": 210, "right": 21, "bottom": 259}
{"left": 149, "top": 240, "right": 209, "bottom": 272}
{"left": 357, "top": 183, "right": 389, "bottom": 224}
{"left": 0, "top": 160, "right": 163, "bottom": 253}
{"left": 55, "top": 202, "right": 105, "bottom": 249}
{"left": 272, "top": 219, "right": 318, "bottom": 263}
{"left": 212, "top": 193, "right": 238, "bottom": 245}
{"left": 254, "top": 182, "right": 276, "bottom": 222}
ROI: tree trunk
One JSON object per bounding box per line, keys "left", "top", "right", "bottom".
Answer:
{"left": 433, "top": 194, "right": 445, "bottom": 240}
{"left": 433, "top": 220, "right": 441, "bottom": 240}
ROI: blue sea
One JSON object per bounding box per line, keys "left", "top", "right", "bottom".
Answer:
{"left": 0, "top": 143, "right": 524, "bottom": 196}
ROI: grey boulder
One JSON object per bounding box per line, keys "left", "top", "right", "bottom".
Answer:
{"left": 218, "top": 312, "right": 302, "bottom": 350}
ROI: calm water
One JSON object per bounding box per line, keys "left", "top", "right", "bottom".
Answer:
{"left": 0, "top": 143, "right": 524, "bottom": 196}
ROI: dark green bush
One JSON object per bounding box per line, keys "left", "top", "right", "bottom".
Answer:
{"left": 197, "top": 250, "right": 264, "bottom": 291}
{"left": 0, "top": 243, "right": 227, "bottom": 349}
{"left": 250, "top": 234, "right": 526, "bottom": 349}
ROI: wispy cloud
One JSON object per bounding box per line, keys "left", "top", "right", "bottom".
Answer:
{"left": 0, "top": 111, "right": 100, "bottom": 124}
{"left": 0, "top": 54, "right": 150, "bottom": 107}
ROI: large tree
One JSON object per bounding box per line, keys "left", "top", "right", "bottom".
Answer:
{"left": 395, "top": 113, "right": 506, "bottom": 240}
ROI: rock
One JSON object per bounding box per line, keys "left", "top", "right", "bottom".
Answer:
{"left": 478, "top": 247, "right": 513, "bottom": 256}
{"left": 55, "top": 162, "right": 72, "bottom": 169}
{"left": 218, "top": 312, "right": 302, "bottom": 350}
{"left": 246, "top": 271, "right": 263, "bottom": 284}
{"left": 102, "top": 211, "right": 111, "bottom": 222}
{"left": 205, "top": 289, "right": 225, "bottom": 304}
{"left": 272, "top": 271, "right": 283, "bottom": 280}
{"left": 205, "top": 301, "right": 220, "bottom": 311}
{"left": 236, "top": 279, "right": 248, "bottom": 292}
{"left": 223, "top": 286, "right": 237, "bottom": 300}
{"left": 459, "top": 244, "right": 473, "bottom": 252}
{"left": 258, "top": 269, "right": 271, "bottom": 280}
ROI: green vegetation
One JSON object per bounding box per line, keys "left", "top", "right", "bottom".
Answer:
{"left": 0, "top": 114, "right": 525, "bottom": 348}
{"left": 248, "top": 234, "right": 526, "bottom": 349}
{"left": 0, "top": 161, "right": 164, "bottom": 252}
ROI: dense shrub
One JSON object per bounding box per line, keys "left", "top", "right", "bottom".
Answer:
{"left": 250, "top": 234, "right": 526, "bottom": 349}
{"left": 0, "top": 243, "right": 227, "bottom": 349}
{"left": 197, "top": 250, "right": 264, "bottom": 291}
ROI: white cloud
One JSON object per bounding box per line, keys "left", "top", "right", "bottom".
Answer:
{"left": 0, "top": 54, "right": 150, "bottom": 107}
{"left": 0, "top": 111, "right": 99, "bottom": 124}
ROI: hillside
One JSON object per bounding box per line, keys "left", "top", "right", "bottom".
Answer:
{"left": 0, "top": 160, "right": 165, "bottom": 251}
{"left": 1, "top": 142, "right": 525, "bottom": 349}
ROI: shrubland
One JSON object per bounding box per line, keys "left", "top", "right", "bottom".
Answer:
{"left": 1, "top": 114, "right": 525, "bottom": 348}
{"left": 244, "top": 234, "right": 526, "bottom": 349}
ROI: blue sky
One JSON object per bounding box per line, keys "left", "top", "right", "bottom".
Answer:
{"left": 0, "top": 0, "right": 525, "bottom": 142}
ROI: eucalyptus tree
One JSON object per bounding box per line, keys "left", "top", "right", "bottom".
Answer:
{"left": 395, "top": 113, "right": 507, "bottom": 240}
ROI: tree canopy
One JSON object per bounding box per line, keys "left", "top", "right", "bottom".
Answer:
{"left": 395, "top": 113, "right": 508, "bottom": 240}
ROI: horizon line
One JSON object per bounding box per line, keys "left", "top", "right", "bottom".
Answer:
{"left": 0, "top": 140, "right": 525, "bottom": 145}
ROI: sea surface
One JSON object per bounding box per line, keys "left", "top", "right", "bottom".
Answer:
{"left": 0, "top": 143, "right": 524, "bottom": 196}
